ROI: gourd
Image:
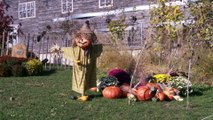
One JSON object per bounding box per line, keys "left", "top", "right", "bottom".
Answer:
{"left": 89, "top": 87, "right": 97, "bottom": 92}
{"left": 163, "top": 87, "right": 177, "bottom": 101}
{"left": 155, "top": 91, "right": 165, "bottom": 101}
{"left": 102, "top": 86, "right": 122, "bottom": 99}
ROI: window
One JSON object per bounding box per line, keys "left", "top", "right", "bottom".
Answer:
{"left": 61, "top": 0, "right": 73, "bottom": 13}
{"left": 99, "top": 0, "right": 113, "bottom": 8}
{"left": 18, "top": 1, "right": 36, "bottom": 19}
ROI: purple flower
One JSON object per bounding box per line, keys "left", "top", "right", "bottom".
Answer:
{"left": 108, "top": 68, "right": 131, "bottom": 85}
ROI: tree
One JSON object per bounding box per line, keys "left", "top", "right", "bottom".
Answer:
{"left": 0, "top": 0, "right": 13, "bottom": 55}
{"left": 148, "top": 0, "right": 213, "bottom": 109}
{"left": 149, "top": 0, "right": 184, "bottom": 66}
{"left": 187, "top": 0, "right": 213, "bottom": 47}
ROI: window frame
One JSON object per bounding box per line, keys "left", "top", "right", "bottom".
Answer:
{"left": 99, "top": 0, "right": 113, "bottom": 8}
{"left": 18, "top": 1, "right": 36, "bottom": 19}
{"left": 61, "top": 0, "right": 73, "bottom": 14}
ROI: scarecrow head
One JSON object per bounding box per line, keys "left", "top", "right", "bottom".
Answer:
{"left": 74, "top": 21, "right": 96, "bottom": 49}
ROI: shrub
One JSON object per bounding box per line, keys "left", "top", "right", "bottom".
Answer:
{"left": 0, "top": 60, "right": 19, "bottom": 77}
{"left": 0, "top": 65, "right": 11, "bottom": 77}
{"left": 11, "top": 64, "right": 27, "bottom": 77}
{"left": 25, "top": 59, "right": 43, "bottom": 76}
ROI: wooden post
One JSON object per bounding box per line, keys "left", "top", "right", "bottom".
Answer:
{"left": 49, "top": 38, "right": 52, "bottom": 70}
{"left": 1, "top": 32, "right": 5, "bottom": 56}
{"left": 42, "top": 36, "right": 45, "bottom": 61}
{"left": 6, "top": 33, "right": 9, "bottom": 55}
{"left": 38, "top": 36, "right": 42, "bottom": 60}
{"left": 30, "top": 35, "right": 34, "bottom": 58}
{"left": 45, "top": 36, "right": 49, "bottom": 70}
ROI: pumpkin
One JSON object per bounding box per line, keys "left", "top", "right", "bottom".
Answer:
{"left": 146, "top": 83, "right": 156, "bottom": 88}
{"left": 102, "top": 86, "right": 122, "bottom": 99}
{"left": 155, "top": 91, "right": 165, "bottom": 101}
{"left": 146, "top": 83, "right": 163, "bottom": 92}
{"left": 75, "top": 36, "right": 91, "bottom": 49}
{"left": 89, "top": 87, "right": 97, "bottom": 92}
{"left": 135, "top": 86, "right": 155, "bottom": 101}
{"left": 120, "top": 83, "right": 131, "bottom": 97}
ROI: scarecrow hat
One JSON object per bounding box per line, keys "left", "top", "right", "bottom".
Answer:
{"left": 78, "top": 20, "right": 93, "bottom": 34}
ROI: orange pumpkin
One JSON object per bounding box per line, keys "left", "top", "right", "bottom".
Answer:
{"left": 135, "top": 86, "right": 155, "bottom": 101}
{"left": 146, "top": 83, "right": 163, "bottom": 92}
{"left": 102, "top": 86, "right": 122, "bottom": 99}
{"left": 155, "top": 91, "right": 165, "bottom": 101}
{"left": 89, "top": 87, "right": 97, "bottom": 92}
{"left": 146, "top": 83, "right": 156, "bottom": 88}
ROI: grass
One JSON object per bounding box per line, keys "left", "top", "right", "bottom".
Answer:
{"left": 0, "top": 69, "right": 213, "bottom": 120}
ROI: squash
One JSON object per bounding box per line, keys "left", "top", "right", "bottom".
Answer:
{"left": 135, "top": 86, "right": 155, "bottom": 101}
{"left": 155, "top": 91, "right": 165, "bottom": 101}
{"left": 102, "top": 86, "right": 122, "bottom": 99}
{"left": 127, "top": 93, "right": 137, "bottom": 102}
{"left": 89, "top": 87, "right": 97, "bottom": 92}
{"left": 146, "top": 83, "right": 163, "bottom": 92}
{"left": 77, "top": 96, "right": 89, "bottom": 101}
{"left": 163, "top": 87, "right": 177, "bottom": 101}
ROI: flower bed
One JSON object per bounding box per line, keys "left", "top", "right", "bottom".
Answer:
{"left": 94, "top": 68, "right": 193, "bottom": 102}
{"left": 0, "top": 56, "right": 43, "bottom": 77}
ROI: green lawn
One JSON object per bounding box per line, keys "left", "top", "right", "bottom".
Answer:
{"left": 0, "top": 69, "right": 213, "bottom": 120}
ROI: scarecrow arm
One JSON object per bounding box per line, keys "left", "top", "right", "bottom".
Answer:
{"left": 61, "top": 47, "right": 74, "bottom": 61}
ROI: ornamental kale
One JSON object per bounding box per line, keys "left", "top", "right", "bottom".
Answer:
{"left": 97, "top": 76, "right": 120, "bottom": 92}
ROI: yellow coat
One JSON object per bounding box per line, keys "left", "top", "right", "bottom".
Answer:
{"left": 61, "top": 44, "right": 102, "bottom": 95}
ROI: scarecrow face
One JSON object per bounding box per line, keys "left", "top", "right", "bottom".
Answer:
{"left": 75, "top": 35, "right": 91, "bottom": 49}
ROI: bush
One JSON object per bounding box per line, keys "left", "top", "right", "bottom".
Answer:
{"left": 11, "top": 64, "right": 27, "bottom": 77}
{"left": 0, "top": 60, "right": 19, "bottom": 77}
{"left": 25, "top": 59, "right": 43, "bottom": 76}
{"left": 0, "top": 59, "right": 27, "bottom": 77}
{"left": 0, "top": 65, "right": 11, "bottom": 77}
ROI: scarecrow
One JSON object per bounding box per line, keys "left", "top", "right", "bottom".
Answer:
{"left": 62, "top": 21, "right": 102, "bottom": 100}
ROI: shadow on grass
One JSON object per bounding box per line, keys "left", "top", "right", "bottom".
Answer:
{"left": 89, "top": 94, "right": 103, "bottom": 99}
{"left": 190, "top": 85, "right": 212, "bottom": 96}
{"left": 190, "top": 90, "right": 203, "bottom": 96}
{"left": 38, "top": 69, "right": 57, "bottom": 76}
